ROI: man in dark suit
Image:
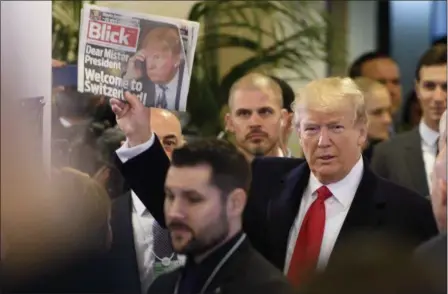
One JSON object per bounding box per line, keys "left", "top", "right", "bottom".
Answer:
{"left": 371, "top": 44, "right": 447, "bottom": 196}
{"left": 109, "top": 108, "right": 185, "bottom": 294}
{"left": 111, "top": 95, "right": 295, "bottom": 294}
{"left": 148, "top": 139, "right": 295, "bottom": 294}
{"left": 123, "top": 26, "right": 186, "bottom": 110}
{"left": 111, "top": 75, "right": 437, "bottom": 290}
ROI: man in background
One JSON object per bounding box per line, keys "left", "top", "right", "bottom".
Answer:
{"left": 110, "top": 107, "right": 184, "bottom": 294}
{"left": 349, "top": 52, "right": 402, "bottom": 129}
{"left": 371, "top": 44, "right": 447, "bottom": 196}
{"left": 269, "top": 75, "right": 297, "bottom": 158}
{"left": 224, "top": 73, "right": 288, "bottom": 162}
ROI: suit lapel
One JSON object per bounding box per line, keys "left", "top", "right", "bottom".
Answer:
{"left": 268, "top": 162, "right": 310, "bottom": 270}
{"left": 110, "top": 193, "right": 141, "bottom": 290}
{"left": 329, "top": 161, "right": 386, "bottom": 264}
{"left": 403, "top": 128, "right": 428, "bottom": 195}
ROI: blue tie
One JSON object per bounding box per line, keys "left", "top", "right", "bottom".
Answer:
{"left": 155, "top": 85, "right": 168, "bottom": 108}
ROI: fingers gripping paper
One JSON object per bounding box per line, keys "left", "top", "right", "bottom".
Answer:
{"left": 77, "top": 4, "right": 199, "bottom": 111}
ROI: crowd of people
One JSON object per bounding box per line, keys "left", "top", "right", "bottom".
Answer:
{"left": 1, "top": 38, "right": 446, "bottom": 294}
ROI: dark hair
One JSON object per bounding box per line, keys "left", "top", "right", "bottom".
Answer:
{"left": 348, "top": 51, "right": 392, "bottom": 78}
{"left": 401, "top": 91, "right": 420, "bottom": 126}
{"left": 432, "top": 35, "right": 446, "bottom": 46}
{"left": 269, "top": 75, "right": 295, "bottom": 113}
{"left": 171, "top": 139, "right": 251, "bottom": 195}
{"left": 415, "top": 44, "right": 447, "bottom": 80}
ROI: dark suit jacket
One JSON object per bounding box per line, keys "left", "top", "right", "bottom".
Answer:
{"left": 139, "top": 62, "right": 185, "bottom": 110}
{"left": 109, "top": 192, "right": 141, "bottom": 294}
{"left": 116, "top": 137, "right": 438, "bottom": 272}
{"left": 370, "top": 128, "right": 429, "bottom": 196}
{"left": 147, "top": 238, "right": 295, "bottom": 294}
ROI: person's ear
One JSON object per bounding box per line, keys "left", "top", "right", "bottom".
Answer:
{"left": 225, "top": 113, "right": 235, "bottom": 133}
{"left": 227, "top": 188, "right": 246, "bottom": 218}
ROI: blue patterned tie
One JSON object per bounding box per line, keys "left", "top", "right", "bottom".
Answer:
{"left": 155, "top": 85, "right": 168, "bottom": 108}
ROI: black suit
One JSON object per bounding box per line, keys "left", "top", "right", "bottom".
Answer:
{"left": 116, "top": 137, "right": 438, "bottom": 273}
{"left": 109, "top": 192, "right": 141, "bottom": 294}
{"left": 371, "top": 128, "right": 429, "bottom": 196}
{"left": 148, "top": 236, "right": 295, "bottom": 294}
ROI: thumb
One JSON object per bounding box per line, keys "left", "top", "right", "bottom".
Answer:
{"left": 124, "top": 91, "right": 143, "bottom": 109}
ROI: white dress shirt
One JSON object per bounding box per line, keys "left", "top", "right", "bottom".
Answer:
{"left": 155, "top": 69, "right": 179, "bottom": 110}
{"left": 131, "top": 191, "right": 155, "bottom": 294}
{"left": 284, "top": 157, "right": 364, "bottom": 273}
{"left": 116, "top": 135, "right": 185, "bottom": 293}
{"left": 419, "top": 121, "right": 439, "bottom": 192}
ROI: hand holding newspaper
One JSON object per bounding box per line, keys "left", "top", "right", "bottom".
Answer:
{"left": 77, "top": 4, "right": 199, "bottom": 111}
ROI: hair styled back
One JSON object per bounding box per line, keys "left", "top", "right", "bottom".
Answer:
{"left": 292, "top": 77, "right": 367, "bottom": 129}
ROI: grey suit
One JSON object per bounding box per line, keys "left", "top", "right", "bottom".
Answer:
{"left": 371, "top": 128, "right": 429, "bottom": 196}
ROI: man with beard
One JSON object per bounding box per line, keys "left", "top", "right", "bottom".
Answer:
{"left": 145, "top": 139, "right": 295, "bottom": 294}
{"left": 224, "top": 73, "right": 288, "bottom": 161}
{"left": 371, "top": 44, "right": 447, "bottom": 196}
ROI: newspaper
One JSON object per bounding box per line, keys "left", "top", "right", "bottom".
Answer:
{"left": 77, "top": 4, "right": 199, "bottom": 111}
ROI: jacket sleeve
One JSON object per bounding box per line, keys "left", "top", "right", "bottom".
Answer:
{"left": 115, "top": 135, "right": 169, "bottom": 227}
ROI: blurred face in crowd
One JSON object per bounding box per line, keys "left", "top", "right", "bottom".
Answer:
{"left": 362, "top": 58, "right": 402, "bottom": 114}
{"left": 226, "top": 87, "right": 286, "bottom": 160}
{"left": 365, "top": 86, "right": 392, "bottom": 140}
{"left": 415, "top": 64, "right": 447, "bottom": 130}
{"left": 164, "top": 164, "right": 230, "bottom": 257}
{"left": 296, "top": 79, "right": 367, "bottom": 184}
{"left": 143, "top": 28, "right": 180, "bottom": 84}
{"left": 150, "top": 108, "right": 183, "bottom": 159}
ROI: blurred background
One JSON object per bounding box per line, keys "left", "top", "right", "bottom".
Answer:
{"left": 3, "top": 0, "right": 446, "bottom": 159}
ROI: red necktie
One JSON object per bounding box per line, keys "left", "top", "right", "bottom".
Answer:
{"left": 287, "top": 185, "right": 332, "bottom": 287}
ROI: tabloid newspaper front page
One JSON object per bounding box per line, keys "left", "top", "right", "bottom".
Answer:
{"left": 77, "top": 4, "right": 199, "bottom": 111}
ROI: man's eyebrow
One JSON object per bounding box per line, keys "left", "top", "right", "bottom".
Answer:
{"left": 162, "top": 134, "right": 178, "bottom": 140}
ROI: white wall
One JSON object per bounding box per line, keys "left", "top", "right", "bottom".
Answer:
{"left": 1, "top": 1, "right": 52, "bottom": 170}
{"left": 390, "top": 1, "right": 432, "bottom": 98}
{"left": 97, "top": 1, "right": 197, "bottom": 18}
{"left": 347, "top": 1, "right": 378, "bottom": 65}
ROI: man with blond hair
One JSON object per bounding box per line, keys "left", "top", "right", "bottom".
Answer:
{"left": 352, "top": 77, "right": 393, "bottom": 161}
{"left": 110, "top": 76, "right": 437, "bottom": 289}
{"left": 225, "top": 72, "right": 288, "bottom": 161}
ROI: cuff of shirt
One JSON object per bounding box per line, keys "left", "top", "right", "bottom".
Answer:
{"left": 115, "top": 133, "right": 155, "bottom": 163}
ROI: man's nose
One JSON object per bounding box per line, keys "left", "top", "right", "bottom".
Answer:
{"left": 433, "top": 86, "right": 446, "bottom": 102}
{"left": 382, "top": 112, "right": 392, "bottom": 125}
{"left": 318, "top": 128, "right": 331, "bottom": 147}
{"left": 165, "top": 198, "right": 186, "bottom": 220}
{"left": 248, "top": 113, "right": 262, "bottom": 126}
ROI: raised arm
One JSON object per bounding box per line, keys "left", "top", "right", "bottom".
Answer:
{"left": 111, "top": 92, "right": 168, "bottom": 227}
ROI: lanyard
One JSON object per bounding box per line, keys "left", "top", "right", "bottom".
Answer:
{"left": 173, "top": 233, "right": 246, "bottom": 294}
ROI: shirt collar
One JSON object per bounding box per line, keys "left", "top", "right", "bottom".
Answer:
{"left": 419, "top": 120, "right": 439, "bottom": 147}
{"left": 131, "top": 190, "right": 147, "bottom": 216}
{"left": 308, "top": 156, "right": 364, "bottom": 209}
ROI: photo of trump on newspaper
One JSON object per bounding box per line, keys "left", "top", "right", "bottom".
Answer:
{"left": 77, "top": 5, "right": 198, "bottom": 112}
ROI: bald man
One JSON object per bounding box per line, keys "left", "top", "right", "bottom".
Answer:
{"left": 149, "top": 107, "right": 183, "bottom": 159}
{"left": 109, "top": 108, "right": 184, "bottom": 294}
